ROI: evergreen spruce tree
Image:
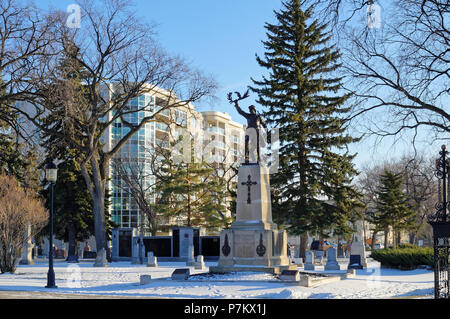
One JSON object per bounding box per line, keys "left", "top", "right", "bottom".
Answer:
{"left": 0, "top": 79, "right": 40, "bottom": 190}
{"left": 250, "top": 0, "right": 363, "bottom": 256}
{"left": 374, "top": 170, "right": 417, "bottom": 248}
{"left": 40, "top": 150, "right": 94, "bottom": 258}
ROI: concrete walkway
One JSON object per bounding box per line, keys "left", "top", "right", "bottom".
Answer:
{"left": 0, "top": 290, "right": 161, "bottom": 299}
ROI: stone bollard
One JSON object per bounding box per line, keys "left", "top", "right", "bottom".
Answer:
{"left": 147, "top": 251, "right": 158, "bottom": 267}
{"left": 140, "top": 275, "right": 152, "bottom": 285}
{"left": 300, "top": 274, "right": 312, "bottom": 287}
{"left": 194, "top": 255, "right": 206, "bottom": 270}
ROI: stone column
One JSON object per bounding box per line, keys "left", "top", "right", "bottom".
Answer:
{"left": 111, "top": 229, "right": 119, "bottom": 261}
{"left": 19, "top": 224, "right": 34, "bottom": 265}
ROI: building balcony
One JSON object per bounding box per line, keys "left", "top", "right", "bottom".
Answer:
{"left": 155, "top": 122, "right": 169, "bottom": 132}
{"left": 207, "top": 126, "right": 225, "bottom": 135}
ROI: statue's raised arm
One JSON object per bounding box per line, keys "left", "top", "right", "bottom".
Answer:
{"left": 227, "top": 90, "right": 250, "bottom": 119}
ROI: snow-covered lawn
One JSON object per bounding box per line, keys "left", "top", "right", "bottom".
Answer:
{"left": 0, "top": 259, "right": 433, "bottom": 299}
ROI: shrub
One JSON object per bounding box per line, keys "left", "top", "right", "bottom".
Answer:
{"left": 398, "top": 243, "right": 419, "bottom": 249}
{"left": 0, "top": 174, "right": 48, "bottom": 273}
{"left": 370, "top": 247, "right": 433, "bottom": 269}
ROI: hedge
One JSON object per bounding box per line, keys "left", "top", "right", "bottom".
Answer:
{"left": 370, "top": 247, "right": 434, "bottom": 269}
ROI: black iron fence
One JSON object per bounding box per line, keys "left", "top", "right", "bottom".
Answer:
{"left": 428, "top": 145, "right": 450, "bottom": 299}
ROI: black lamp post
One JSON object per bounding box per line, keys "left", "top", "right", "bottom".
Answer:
{"left": 45, "top": 158, "right": 58, "bottom": 289}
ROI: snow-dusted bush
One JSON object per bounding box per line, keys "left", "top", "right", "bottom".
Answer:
{"left": 370, "top": 247, "right": 433, "bottom": 269}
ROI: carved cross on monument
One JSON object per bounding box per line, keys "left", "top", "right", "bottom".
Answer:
{"left": 241, "top": 174, "right": 257, "bottom": 204}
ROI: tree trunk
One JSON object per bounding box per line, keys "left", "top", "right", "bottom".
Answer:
{"left": 299, "top": 233, "right": 307, "bottom": 260}
{"left": 384, "top": 228, "right": 389, "bottom": 248}
{"left": 67, "top": 224, "right": 77, "bottom": 258}
{"left": 371, "top": 231, "right": 377, "bottom": 250}
{"left": 93, "top": 188, "right": 108, "bottom": 267}
{"left": 410, "top": 231, "right": 416, "bottom": 245}
{"left": 81, "top": 156, "right": 109, "bottom": 267}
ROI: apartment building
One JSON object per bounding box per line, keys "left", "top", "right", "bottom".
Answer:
{"left": 103, "top": 89, "right": 246, "bottom": 234}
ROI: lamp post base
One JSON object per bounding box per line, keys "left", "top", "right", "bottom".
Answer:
{"left": 45, "top": 270, "right": 57, "bottom": 289}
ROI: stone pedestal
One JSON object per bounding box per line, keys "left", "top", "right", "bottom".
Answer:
{"left": 210, "top": 164, "right": 294, "bottom": 274}
{"left": 349, "top": 241, "right": 367, "bottom": 268}
{"left": 325, "top": 247, "right": 340, "bottom": 270}
{"left": 111, "top": 229, "right": 119, "bottom": 261}
{"left": 130, "top": 228, "right": 140, "bottom": 264}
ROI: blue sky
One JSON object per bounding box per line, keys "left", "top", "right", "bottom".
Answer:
{"left": 37, "top": 0, "right": 281, "bottom": 118}
{"left": 35, "top": 0, "right": 444, "bottom": 170}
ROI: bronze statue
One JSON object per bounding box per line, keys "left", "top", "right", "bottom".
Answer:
{"left": 227, "top": 90, "right": 267, "bottom": 164}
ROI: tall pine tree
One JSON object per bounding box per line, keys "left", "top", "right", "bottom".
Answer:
{"left": 251, "top": 1, "right": 363, "bottom": 257}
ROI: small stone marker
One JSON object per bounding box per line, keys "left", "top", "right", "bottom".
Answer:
{"left": 346, "top": 268, "right": 356, "bottom": 278}
{"left": 147, "top": 251, "right": 158, "bottom": 267}
{"left": 140, "top": 275, "right": 152, "bottom": 285}
{"left": 347, "top": 255, "right": 363, "bottom": 270}
{"left": 300, "top": 274, "right": 312, "bottom": 287}
{"left": 289, "top": 245, "right": 296, "bottom": 264}
{"left": 279, "top": 270, "right": 300, "bottom": 282}
{"left": 314, "top": 250, "right": 325, "bottom": 265}
{"left": 172, "top": 268, "right": 190, "bottom": 280}
{"left": 194, "top": 255, "right": 205, "bottom": 270}
{"left": 304, "top": 251, "right": 315, "bottom": 271}
{"left": 325, "top": 247, "right": 340, "bottom": 271}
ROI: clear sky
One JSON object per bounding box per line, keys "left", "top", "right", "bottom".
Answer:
{"left": 35, "top": 0, "right": 445, "bottom": 170}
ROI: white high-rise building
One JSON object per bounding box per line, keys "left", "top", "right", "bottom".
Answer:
{"left": 103, "top": 88, "right": 246, "bottom": 234}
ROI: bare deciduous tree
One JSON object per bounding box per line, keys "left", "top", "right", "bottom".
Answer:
{"left": 0, "top": 0, "right": 52, "bottom": 140}
{"left": 400, "top": 154, "right": 438, "bottom": 244}
{"left": 357, "top": 152, "right": 438, "bottom": 247}
{"left": 12, "top": 0, "right": 217, "bottom": 266}
{"left": 111, "top": 143, "right": 170, "bottom": 236}
{"left": 308, "top": 0, "right": 449, "bottom": 145}
{"left": 0, "top": 173, "right": 47, "bottom": 273}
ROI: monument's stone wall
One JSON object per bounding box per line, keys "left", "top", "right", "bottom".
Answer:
{"left": 211, "top": 164, "right": 294, "bottom": 274}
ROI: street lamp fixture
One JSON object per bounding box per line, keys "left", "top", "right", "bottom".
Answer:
{"left": 45, "top": 158, "right": 58, "bottom": 289}
{"left": 45, "top": 159, "right": 58, "bottom": 183}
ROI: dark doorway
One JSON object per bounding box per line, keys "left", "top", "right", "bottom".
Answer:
{"left": 172, "top": 228, "right": 180, "bottom": 257}
{"left": 118, "top": 229, "right": 132, "bottom": 257}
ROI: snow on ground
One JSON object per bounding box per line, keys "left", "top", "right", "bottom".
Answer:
{"left": 0, "top": 259, "right": 434, "bottom": 299}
